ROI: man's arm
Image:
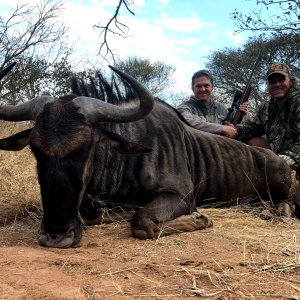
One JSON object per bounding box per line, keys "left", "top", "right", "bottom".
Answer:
{"left": 179, "top": 108, "right": 237, "bottom": 138}
{"left": 278, "top": 106, "right": 300, "bottom": 170}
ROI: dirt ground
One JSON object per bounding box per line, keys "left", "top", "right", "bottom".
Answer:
{"left": 1, "top": 210, "right": 300, "bottom": 300}
{"left": 0, "top": 121, "right": 300, "bottom": 300}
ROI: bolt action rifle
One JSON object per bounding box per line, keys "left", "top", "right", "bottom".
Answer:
{"left": 223, "top": 56, "right": 260, "bottom": 125}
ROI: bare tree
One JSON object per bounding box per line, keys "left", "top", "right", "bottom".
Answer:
{"left": 0, "top": 0, "right": 74, "bottom": 103}
{"left": 0, "top": 0, "right": 69, "bottom": 68}
{"left": 93, "top": 0, "right": 135, "bottom": 62}
{"left": 232, "top": 0, "right": 300, "bottom": 34}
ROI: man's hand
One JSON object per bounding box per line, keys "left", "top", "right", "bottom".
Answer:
{"left": 221, "top": 122, "right": 237, "bottom": 139}
{"left": 239, "top": 102, "right": 249, "bottom": 114}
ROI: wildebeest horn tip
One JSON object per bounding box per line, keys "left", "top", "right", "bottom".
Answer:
{"left": 108, "top": 65, "right": 119, "bottom": 73}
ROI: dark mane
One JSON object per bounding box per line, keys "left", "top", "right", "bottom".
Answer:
{"left": 71, "top": 71, "right": 193, "bottom": 127}
{"left": 71, "top": 71, "right": 136, "bottom": 104}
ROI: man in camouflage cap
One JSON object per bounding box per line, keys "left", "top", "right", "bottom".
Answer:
{"left": 236, "top": 63, "right": 300, "bottom": 217}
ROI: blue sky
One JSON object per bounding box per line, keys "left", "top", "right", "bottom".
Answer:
{"left": 2, "top": 0, "right": 265, "bottom": 94}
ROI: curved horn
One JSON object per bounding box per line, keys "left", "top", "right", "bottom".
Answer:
{"left": 0, "top": 96, "right": 56, "bottom": 121}
{"left": 0, "top": 67, "right": 154, "bottom": 123}
{"left": 73, "top": 66, "right": 154, "bottom": 123}
{"left": 0, "top": 62, "right": 16, "bottom": 81}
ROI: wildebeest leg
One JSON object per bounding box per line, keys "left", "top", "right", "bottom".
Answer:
{"left": 80, "top": 194, "right": 134, "bottom": 225}
{"left": 83, "top": 211, "right": 134, "bottom": 225}
{"left": 153, "top": 211, "right": 212, "bottom": 238}
{"left": 131, "top": 191, "right": 212, "bottom": 239}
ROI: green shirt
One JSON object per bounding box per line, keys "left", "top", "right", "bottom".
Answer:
{"left": 177, "top": 96, "right": 228, "bottom": 134}
{"left": 237, "top": 77, "right": 300, "bottom": 170}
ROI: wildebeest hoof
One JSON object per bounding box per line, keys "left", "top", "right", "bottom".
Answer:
{"left": 192, "top": 212, "right": 213, "bottom": 228}
{"left": 132, "top": 228, "right": 153, "bottom": 240}
{"left": 131, "top": 218, "right": 158, "bottom": 239}
{"left": 276, "top": 202, "right": 294, "bottom": 218}
{"left": 191, "top": 211, "right": 201, "bottom": 218}
{"left": 39, "top": 230, "right": 76, "bottom": 248}
{"left": 132, "top": 221, "right": 159, "bottom": 239}
{"left": 131, "top": 211, "right": 159, "bottom": 239}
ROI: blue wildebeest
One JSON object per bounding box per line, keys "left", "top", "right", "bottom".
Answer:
{"left": 0, "top": 66, "right": 292, "bottom": 248}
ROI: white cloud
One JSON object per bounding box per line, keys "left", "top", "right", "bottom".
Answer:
{"left": 175, "top": 37, "right": 201, "bottom": 47}
{"left": 225, "top": 31, "right": 244, "bottom": 44}
{"left": 108, "top": 16, "right": 207, "bottom": 94}
{"left": 207, "top": 30, "right": 220, "bottom": 42}
{"left": 153, "top": 16, "right": 214, "bottom": 33}
{"left": 90, "top": 0, "right": 120, "bottom": 6}
{"left": 131, "top": 0, "right": 146, "bottom": 8}
{"left": 156, "top": 0, "right": 169, "bottom": 11}
{"left": 58, "top": 3, "right": 236, "bottom": 93}
{"left": 111, "top": 16, "right": 178, "bottom": 59}
{"left": 200, "top": 45, "right": 211, "bottom": 52}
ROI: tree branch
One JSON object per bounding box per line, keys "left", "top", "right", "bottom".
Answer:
{"left": 231, "top": 0, "right": 299, "bottom": 34}
{"left": 94, "top": 0, "right": 135, "bottom": 62}
{"left": 0, "top": 0, "right": 69, "bottom": 69}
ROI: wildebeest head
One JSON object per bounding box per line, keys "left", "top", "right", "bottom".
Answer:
{"left": 0, "top": 66, "right": 154, "bottom": 248}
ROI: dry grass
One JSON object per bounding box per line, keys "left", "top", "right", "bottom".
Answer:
{"left": 0, "top": 121, "right": 40, "bottom": 224}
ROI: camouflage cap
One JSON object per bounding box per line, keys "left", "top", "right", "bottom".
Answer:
{"left": 266, "top": 63, "right": 292, "bottom": 79}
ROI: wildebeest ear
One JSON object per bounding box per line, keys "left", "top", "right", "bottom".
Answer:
{"left": 99, "top": 128, "right": 152, "bottom": 154}
{"left": 0, "top": 128, "right": 32, "bottom": 151}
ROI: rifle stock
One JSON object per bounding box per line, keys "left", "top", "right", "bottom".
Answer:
{"left": 231, "top": 80, "right": 252, "bottom": 125}
{"left": 223, "top": 54, "right": 261, "bottom": 125}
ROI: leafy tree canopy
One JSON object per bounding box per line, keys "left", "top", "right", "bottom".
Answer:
{"left": 115, "top": 56, "right": 175, "bottom": 98}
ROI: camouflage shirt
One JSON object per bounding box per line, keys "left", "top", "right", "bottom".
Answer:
{"left": 237, "top": 77, "right": 300, "bottom": 170}
{"left": 177, "top": 96, "right": 228, "bottom": 134}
